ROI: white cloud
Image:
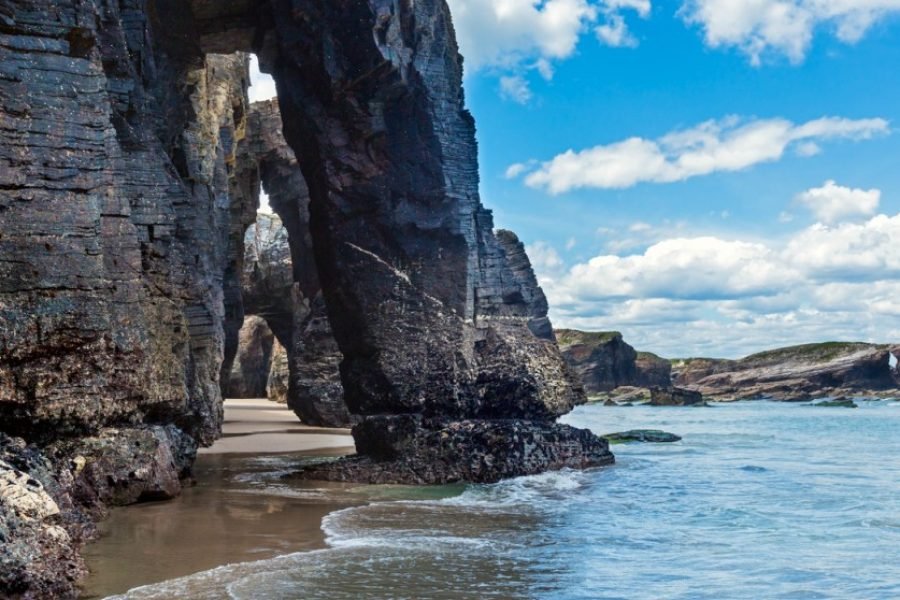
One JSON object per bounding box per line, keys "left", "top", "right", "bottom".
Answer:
{"left": 499, "top": 75, "right": 533, "bottom": 104}
{"left": 561, "top": 236, "right": 796, "bottom": 300}
{"left": 446, "top": 0, "right": 599, "bottom": 71}
{"left": 629, "top": 221, "right": 653, "bottom": 232}
{"left": 446, "top": 1, "right": 647, "bottom": 99}
{"left": 525, "top": 241, "right": 566, "bottom": 274}
{"left": 511, "top": 115, "right": 889, "bottom": 194}
{"left": 505, "top": 161, "right": 533, "bottom": 178}
{"left": 536, "top": 212, "right": 900, "bottom": 357}
{"left": 786, "top": 213, "right": 900, "bottom": 279}
{"left": 258, "top": 190, "right": 273, "bottom": 214}
{"left": 596, "top": 14, "right": 639, "bottom": 46}
{"left": 566, "top": 237, "right": 578, "bottom": 250}
{"left": 248, "top": 55, "right": 277, "bottom": 102}
{"left": 681, "top": 0, "right": 900, "bottom": 65}
{"left": 795, "top": 180, "right": 881, "bottom": 223}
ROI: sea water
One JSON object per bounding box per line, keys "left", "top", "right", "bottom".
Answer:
{"left": 105, "top": 401, "right": 900, "bottom": 599}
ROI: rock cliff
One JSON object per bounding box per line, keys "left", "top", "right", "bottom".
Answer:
{"left": 225, "top": 315, "right": 275, "bottom": 399}
{"left": 556, "top": 330, "right": 672, "bottom": 395}
{"left": 245, "top": 102, "right": 349, "bottom": 428}
{"left": 673, "top": 343, "right": 900, "bottom": 401}
{"left": 1, "top": 1, "right": 604, "bottom": 595}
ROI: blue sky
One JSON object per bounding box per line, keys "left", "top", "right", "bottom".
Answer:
{"left": 250, "top": 1, "right": 900, "bottom": 358}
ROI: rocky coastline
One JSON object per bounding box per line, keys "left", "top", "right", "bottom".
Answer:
{"left": 0, "top": 1, "right": 608, "bottom": 596}
{"left": 558, "top": 330, "right": 900, "bottom": 404}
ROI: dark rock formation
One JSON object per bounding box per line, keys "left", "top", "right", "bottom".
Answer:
{"left": 673, "top": 343, "right": 900, "bottom": 401}
{"left": 1, "top": 0, "right": 604, "bottom": 593}
{"left": 265, "top": 0, "right": 586, "bottom": 429}
{"left": 240, "top": 213, "right": 294, "bottom": 345}
{"left": 557, "top": 330, "right": 672, "bottom": 395}
{"left": 299, "top": 417, "right": 612, "bottom": 485}
{"left": 602, "top": 430, "right": 682, "bottom": 444}
{"left": 0, "top": 2, "right": 260, "bottom": 446}
{"left": 47, "top": 426, "right": 196, "bottom": 508}
{"left": 0, "top": 4, "right": 252, "bottom": 596}
{"left": 495, "top": 230, "right": 554, "bottom": 340}
{"left": 812, "top": 399, "right": 858, "bottom": 409}
{"left": 245, "top": 103, "right": 349, "bottom": 427}
{"left": 635, "top": 352, "right": 674, "bottom": 388}
{"left": 1, "top": 435, "right": 89, "bottom": 600}
{"left": 650, "top": 387, "right": 705, "bottom": 407}
{"left": 225, "top": 316, "right": 275, "bottom": 398}
{"left": 592, "top": 386, "right": 652, "bottom": 405}
{"left": 1, "top": 426, "right": 194, "bottom": 599}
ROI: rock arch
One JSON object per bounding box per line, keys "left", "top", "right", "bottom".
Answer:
{"left": 0, "top": 0, "right": 609, "bottom": 478}
{"left": 0, "top": 1, "right": 613, "bottom": 593}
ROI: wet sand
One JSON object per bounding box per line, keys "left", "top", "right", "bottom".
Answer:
{"left": 79, "top": 400, "right": 357, "bottom": 599}
{"left": 199, "top": 398, "right": 355, "bottom": 454}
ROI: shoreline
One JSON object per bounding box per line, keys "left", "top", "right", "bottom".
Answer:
{"left": 79, "top": 400, "right": 357, "bottom": 599}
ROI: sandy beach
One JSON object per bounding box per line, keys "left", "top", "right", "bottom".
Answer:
{"left": 79, "top": 400, "right": 357, "bottom": 599}
{"left": 199, "top": 398, "right": 355, "bottom": 455}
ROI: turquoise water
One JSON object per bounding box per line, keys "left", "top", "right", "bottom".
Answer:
{"left": 108, "top": 401, "right": 900, "bottom": 599}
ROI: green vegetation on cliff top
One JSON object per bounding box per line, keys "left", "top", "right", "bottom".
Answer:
{"left": 555, "top": 329, "right": 622, "bottom": 347}
{"left": 743, "top": 342, "right": 874, "bottom": 363}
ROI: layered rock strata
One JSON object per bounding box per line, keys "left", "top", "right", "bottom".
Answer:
{"left": 556, "top": 330, "right": 672, "bottom": 395}
{"left": 673, "top": 343, "right": 900, "bottom": 401}
{"left": 1, "top": 2, "right": 256, "bottom": 595}
{"left": 1, "top": 1, "right": 606, "bottom": 594}
{"left": 225, "top": 315, "right": 275, "bottom": 399}
{"left": 243, "top": 107, "right": 350, "bottom": 427}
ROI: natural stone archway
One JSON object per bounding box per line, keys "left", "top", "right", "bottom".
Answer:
{"left": 254, "top": 0, "right": 607, "bottom": 482}
{"left": 0, "top": 0, "right": 608, "bottom": 479}
{"left": 0, "top": 1, "right": 611, "bottom": 594}
{"left": 225, "top": 315, "right": 275, "bottom": 398}
{"left": 245, "top": 100, "right": 350, "bottom": 428}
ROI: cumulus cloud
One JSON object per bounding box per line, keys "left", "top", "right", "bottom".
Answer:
{"left": 511, "top": 115, "right": 888, "bottom": 194}
{"left": 681, "top": 0, "right": 900, "bottom": 65}
{"left": 525, "top": 241, "right": 566, "bottom": 274}
{"left": 499, "top": 75, "right": 533, "bottom": 104}
{"left": 446, "top": 1, "right": 648, "bottom": 100}
{"left": 446, "top": 0, "right": 598, "bottom": 71}
{"left": 786, "top": 214, "right": 900, "bottom": 279}
{"left": 596, "top": 0, "right": 651, "bottom": 47}
{"left": 561, "top": 237, "right": 797, "bottom": 300}
{"left": 795, "top": 180, "right": 881, "bottom": 223}
{"left": 536, "top": 212, "right": 900, "bottom": 357}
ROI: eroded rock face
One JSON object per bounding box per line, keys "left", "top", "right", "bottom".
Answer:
{"left": 240, "top": 213, "right": 294, "bottom": 344}
{"left": 260, "top": 1, "right": 593, "bottom": 482}
{"left": 649, "top": 387, "right": 705, "bottom": 407}
{"left": 673, "top": 343, "right": 900, "bottom": 401}
{"left": 225, "top": 316, "right": 275, "bottom": 399}
{"left": 0, "top": 4, "right": 251, "bottom": 596}
{"left": 557, "top": 330, "right": 673, "bottom": 394}
{"left": 300, "top": 417, "right": 612, "bottom": 485}
{"left": 495, "top": 230, "right": 555, "bottom": 341}
{"left": 1, "top": 1, "right": 603, "bottom": 591}
{"left": 0, "top": 2, "right": 258, "bottom": 446}
{"left": 266, "top": 338, "right": 289, "bottom": 403}
{"left": 243, "top": 106, "right": 350, "bottom": 427}
{"left": 1, "top": 446, "right": 83, "bottom": 600}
